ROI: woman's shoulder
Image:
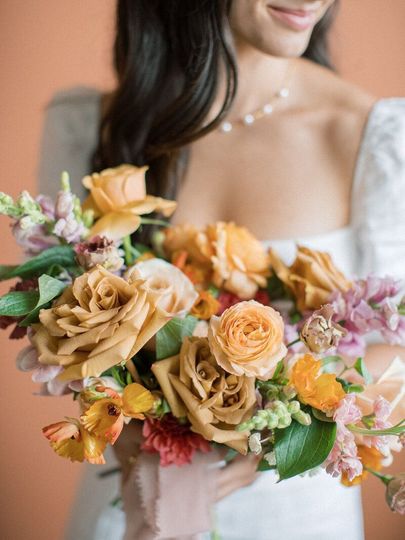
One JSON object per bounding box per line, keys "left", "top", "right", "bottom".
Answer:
{"left": 38, "top": 87, "right": 103, "bottom": 198}
{"left": 45, "top": 86, "right": 102, "bottom": 135}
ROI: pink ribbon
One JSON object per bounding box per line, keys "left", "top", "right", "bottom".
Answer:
{"left": 122, "top": 451, "right": 220, "bottom": 539}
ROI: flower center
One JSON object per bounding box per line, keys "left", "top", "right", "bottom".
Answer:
{"left": 107, "top": 403, "right": 120, "bottom": 416}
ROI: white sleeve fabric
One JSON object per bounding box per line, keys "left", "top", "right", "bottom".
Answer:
{"left": 352, "top": 98, "right": 405, "bottom": 279}
{"left": 37, "top": 86, "right": 101, "bottom": 200}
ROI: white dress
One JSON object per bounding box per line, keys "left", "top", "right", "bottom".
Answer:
{"left": 37, "top": 88, "right": 405, "bottom": 540}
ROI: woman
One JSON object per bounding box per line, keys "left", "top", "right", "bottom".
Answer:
{"left": 38, "top": 1, "right": 405, "bottom": 539}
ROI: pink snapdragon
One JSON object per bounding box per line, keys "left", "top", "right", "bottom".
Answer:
{"left": 325, "top": 395, "right": 363, "bottom": 481}
{"left": 331, "top": 275, "right": 405, "bottom": 356}
{"left": 363, "top": 396, "right": 393, "bottom": 454}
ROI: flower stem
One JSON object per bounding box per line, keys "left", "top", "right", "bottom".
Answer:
{"left": 347, "top": 420, "right": 405, "bottom": 437}
{"left": 123, "top": 235, "right": 133, "bottom": 266}
{"left": 140, "top": 217, "right": 171, "bottom": 228}
{"left": 287, "top": 338, "right": 301, "bottom": 348}
{"left": 364, "top": 466, "right": 392, "bottom": 485}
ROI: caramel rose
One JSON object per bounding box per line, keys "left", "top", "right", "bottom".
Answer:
{"left": 208, "top": 300, "right": 287, "bottom": 381}
{"left": 269, "top": 246, "right": 351, "bottom": 312}
{"left": 152, "top": 337, "right": 256, "bottom": 453}
{"left": 32, "top": 266, "right": 169, "bottom": 381}
{"left": 126, "top": 258, "right": 198, "bottom": 318}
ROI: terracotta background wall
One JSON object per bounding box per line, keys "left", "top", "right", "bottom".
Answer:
{"left": 0, "top": 1, "right": 404, "bottom": 539}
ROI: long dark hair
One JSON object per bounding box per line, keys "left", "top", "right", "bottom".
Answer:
{"left": 94, "top": 0, "right": 338, "bottom": 206}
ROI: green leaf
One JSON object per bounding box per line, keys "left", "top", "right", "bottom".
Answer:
{"left": 18, "top": 274, "right": 66, "bottom": 326}
{"left": 257, "top": 458, "right": 276, "bottom": 472}
{"left": 35, "top": 274, "right": 66, "bottom": 307}
{"left": 336, "top": 377, "right": 364, "bottom": 394}
{"left": 271, "top": 360, "right": 285, "bottom": 382}
{"left": 0, "top": 246, "right": 76, "bottom": 281}
{"left": 275, "top": 416, "right": 336, "bottom": 480}
{"left": 0, "top": 290, "right": 39, "bottom": 316}
{"left": 156, "top": 316, "right": 198, "bottom": 360}
{"left": 354, "top": 357, "right": 373, "bottom": 385}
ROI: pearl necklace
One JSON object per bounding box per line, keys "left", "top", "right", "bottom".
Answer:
{"left": 218, "top": 64, "right": 293, "bottom": 133}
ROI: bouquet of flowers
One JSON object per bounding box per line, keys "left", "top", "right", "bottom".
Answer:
{"left": 0, "top": 165, "right": 404, "bottom": 515}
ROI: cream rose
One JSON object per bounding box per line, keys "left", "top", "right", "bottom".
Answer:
{"left": 126, "top": 258, "right": 198, "bottom": 318}
{"left": 82, "top": 164, "right": 177, "bottom": 240}
{"left": 152, "top": 337, "right": 256, "bottom": 453}
{"left": 32, "top": 266, "right": 169, "bottom": 381}
{"left": 208, "top": 300, "right": 287, "bottom": 380}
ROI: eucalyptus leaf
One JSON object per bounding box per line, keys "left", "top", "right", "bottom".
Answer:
{"left": 354, "top": 357, "right": 373, "bottom": 385}
{"left": 275, "top": 417, "right": 336, "bottom": 480}
{"left": 0, "top": 246, "right": 76, "bottom": 281}
{"left": 0, "top": 290, "right": 39, "bottom": 316}
{"left": 156, "top": 316, "right": 198, "bottom": 360}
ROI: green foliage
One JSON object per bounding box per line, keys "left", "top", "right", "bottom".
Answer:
{"left": 156, "top": 316, "right": 198, "bottom": 360}
{"left": 0, "top": 246, "right": 76, "bottom": 281}
{"left": 275, "top": 416, "right": 336, "bottom": 480}
{"left": 0, "top": 291, "right": 39, "bottom": 316}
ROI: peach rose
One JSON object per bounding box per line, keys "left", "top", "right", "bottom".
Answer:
{"left": 269, "top": 246, "right": 351, "bottom": 312}
{"left": 82, "top": 164, "right": 177, "bottom": 240}
{"left": 152, "top": 337, "right": 257, "bottom": 453}
{"left": 164, "top": 222, "right": 270, "bottom": 299}
{"left": 164, "top": 224, "right": 211, "bottom": 268}
{"left": 32, "top": 266, "right": 169, "bottom": 381}
{"left": 125, "top": 258, "right": 198, "bottom": 318}
{"left": 208, "top": 300, "right": 287, "bottom": 380}
{"left": 199, "top": 222, "right": 270, "bottom": 299}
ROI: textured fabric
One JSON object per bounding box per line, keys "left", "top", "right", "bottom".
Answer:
{"left": 36, "top": 88, "right": 405, "bottom": 540}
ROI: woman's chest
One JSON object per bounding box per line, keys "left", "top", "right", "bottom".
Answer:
{"left": 173, "top": 113, "right": 355, "bottom": 240}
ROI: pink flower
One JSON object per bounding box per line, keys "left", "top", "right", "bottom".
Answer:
{"left": 334, "top": 394, "right": 362, "bottom": 426}
{"left": 325, "top": 425, "right": 363, "bottom": 481}
{"left": 16, "top": 344, "right": 70, "bottom": 396}
{"left": 141, "top": 414, "right": 211, "bottom": 466}
{"left": 325, "top": 395, "right": 364, "bottom": 481}
{"left": 363, "top": 396, "right": 393, "bottom": 453}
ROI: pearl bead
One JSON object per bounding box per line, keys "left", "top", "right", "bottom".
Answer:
{"left": 243, "top": 113, "right": 255, "bottom": 125}
{"left": 220, "top": 121, "right": 233, "bottom": 133}
{"left": 263, "top": 104, "right": 273, "bottom": 115}
{"left": 278, "top": 87, "right": 289, "bottom": 98}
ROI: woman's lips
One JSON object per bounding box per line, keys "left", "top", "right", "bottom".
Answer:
{"left": 267, "top": 5, "right": 317, "bottom": 31}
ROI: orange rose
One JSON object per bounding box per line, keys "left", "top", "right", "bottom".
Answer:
{"left": 269, "top": 246, "right": 351, "bottom": 312}
{"left": 82, "top": 164, "right": 177, "bottom": 240}
{"left": 208, "top": 300, "right": 287, "bottom": 380}
{"left": 289, "top": 354, "right": 345, "bottom": 412}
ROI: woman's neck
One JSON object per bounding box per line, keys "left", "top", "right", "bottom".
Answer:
{"left": 211, "top": 40, "right": 293, "bottom": 124}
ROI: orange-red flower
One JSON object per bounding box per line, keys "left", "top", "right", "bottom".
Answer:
{"left": 191, "top": 291, "right": 220, "bottom": 320}
{"left": 290, "top": 354, "right": 345, "bottom": 412}
{"left": 81, "top": 383, "right": 154, "bottom": 444}
{"left": 42, "top": 419, "right": 106, "bottom": 464}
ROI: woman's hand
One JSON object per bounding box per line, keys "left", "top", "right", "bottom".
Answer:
{"left": 215, "top": 453, "right": 261, "bottom": 502}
